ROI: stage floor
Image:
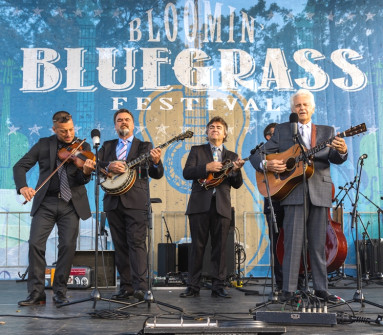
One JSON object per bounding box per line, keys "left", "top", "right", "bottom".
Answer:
{"left": 1, "top": 277, "right": 383, "bottom": 335}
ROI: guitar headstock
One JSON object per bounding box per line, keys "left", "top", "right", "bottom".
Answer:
{"left": 342, "top": 123, "right": 367, "bottom": 137}
{"left": 176, "top": 130, "right": 194, "bottom": 141}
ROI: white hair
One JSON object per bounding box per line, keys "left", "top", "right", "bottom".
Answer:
{"left": 290, "top": 89, "right": 316, "bottom": 111}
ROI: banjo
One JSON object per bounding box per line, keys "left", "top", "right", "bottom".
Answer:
{"left": 100, "top": 130, "right": 193, "bottom": 195}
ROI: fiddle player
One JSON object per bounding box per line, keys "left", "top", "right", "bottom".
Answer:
{"left": 13, "top": 111, "right": 95, "bottom": 306}
{"left": 250, "top": 89, "right": 347, "bottom": 303}
{"left": 98, "top": 108, "right": 163, "bottom": 301}
{"left": 180, "top": 116, "right": 244, "bottom": 298}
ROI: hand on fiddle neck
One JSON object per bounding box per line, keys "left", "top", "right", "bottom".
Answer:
{"left": 82, "top": 159, "right": 96, "bottom": 176}
{"left": 107, "top": 161, "right": 127, "bottom": 174}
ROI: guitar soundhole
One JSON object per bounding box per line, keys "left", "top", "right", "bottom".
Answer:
{"left": 285, "top": 157, "right": 296, "bottom": 171}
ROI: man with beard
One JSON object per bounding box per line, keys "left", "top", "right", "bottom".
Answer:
{"left": 98, "top": 108, "right": 164, "bottom": 301}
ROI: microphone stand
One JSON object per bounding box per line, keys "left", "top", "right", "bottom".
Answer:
{"left": 328, "top": 157, "right": 383, "bottom": 310}
{"left": 294, "top": 132, "right": 311, "bottom": 294}
{"left": 115, "top": 158, "right": 183, "bottom": 313}
{"left": 250, "top": 144, "right": 281, "bottom": 312}
{"left": 58, "top": 142, "right": 135, "bottom": 309}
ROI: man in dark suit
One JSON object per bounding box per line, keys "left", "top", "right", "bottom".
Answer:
{"left": 98, "top": 108, "right": 163, "bottom": 301}
{"left": 250, "top": 89, "right": 348, "bottom": 303}
{"left": 180, "top": 116, "right": 244, "bottom": 298}
{"left": 13, "top": 111, "right": 95, "bottom": 306}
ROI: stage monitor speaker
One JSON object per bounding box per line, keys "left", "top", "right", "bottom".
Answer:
{"left": 73, "top": 250, "right": 116, "bottom": 288}
{"left": 157, "top": 243, "right": 176, "bottom": 276}
{"left": 357, "top": 238, "right": 383, "bottom": 276}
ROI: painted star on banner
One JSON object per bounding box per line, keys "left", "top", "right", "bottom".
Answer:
{"left": 29, "top": 124, "right": 42, "bottom": 136}
{"left": 95, "top": 123, "right": 104, "bottom": 132}
{"left": 332, "top": 125, "right": 341, "bottom": 133}
{"left": 113, "top": 9, "right": 121, "bottom": 18}
{"left": 366, "top": 29, "right": 373, "bottom": 36}
{"left": 13, "top": 7, "right": 22, "bottom": 16}
{"left": 368, "top": 126, "right": 378, "bottom": 134}
{"left": 56, "top": 7, "right": 66, "bottom": 18}
{"left": 346, "top": 13, "right": 355, "bottom": 21}
{"left": 33, "top": 8, "right": 43, "bottom": 16}
{"left": 135, "top": 125, "right": 146, "bottom": 135}
{"left": 306, "top": 12, "right": 315, "bottom": 20}
{"left": 8, "top": 125, "right": 20, "bottom": 135}
{"left": 94, "top": 9, "right": 103, "bottom": 17}
{"left": 73, "top": 9, "right": 83, "bottom": 17}
{"left": 327, "top": 12, "right": 334, "bottom": 21}
{"left": 366, "top": 12, "right": 376, "bottom": 21}
{"left": 156, "top": 124, "right": 169, "bottom": 136}
{"left": 74, "top": 125, "right": 82, "bottom": 133}
{"left": 244, "top": 126, "right": 255, "bottom": 134}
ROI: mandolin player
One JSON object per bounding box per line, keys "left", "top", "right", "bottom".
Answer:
{"left": 249, "top": 89, "right": 348, "bottom": 303}
{"left": 179, "top": 116, "right": 245, "bottom": 299}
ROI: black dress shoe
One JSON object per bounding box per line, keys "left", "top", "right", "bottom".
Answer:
{"left": 133, "top": 290, "right": 145, "bottom": 301}
{"left": 315, "top": 290, "right": 341, "bottom": 303}
{"left": 52, "top": 292, "right": 69, "bottom": 304}
{"left": 211, "top": 288, "right": 230, "bottom": 298}
{"left": 179, "top": 287, "right": 200, "bottom": 298}
{"left": 111, "top": 287, "right": 134, "bottom": 300}
{"left": 279, "top": 291, "right": 295, "bottom": 302}
{"left": 18, "top": 292, "right": 46, "bottom": 306}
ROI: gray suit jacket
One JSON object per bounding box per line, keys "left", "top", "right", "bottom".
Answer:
{"left": 250, "top": 122, "right": 347, "bottom": 208}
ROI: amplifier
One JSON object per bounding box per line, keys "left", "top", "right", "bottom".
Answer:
{"left": 45, "top": 266, "right": 93, "bottom": 289}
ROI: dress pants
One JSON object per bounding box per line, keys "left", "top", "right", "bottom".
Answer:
{"left": 106, "top": 199, "right": 149, "bottom": 291}
{"left": 188, "top": 196, "right": 231, "bottom": 291}
{"left": 282, "top": 196, "right": 328, "bottom": 292}
{"left": 28, "top": 196, "right": 79, "bottom": 295}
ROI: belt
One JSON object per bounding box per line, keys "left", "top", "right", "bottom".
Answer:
{"left": 46, "top": 191, "right": 62, "bottom": 198}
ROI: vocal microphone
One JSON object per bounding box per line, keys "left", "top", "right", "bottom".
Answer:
{"left": 91, "top": 129, "right": 101, "bottom": 148}
{"left": 359, "top": 153, "right": 368, "bottom": 160}
{"left": 250, "top": 142, "right": 264, "bottom": 155}
{"left": 289, "top": 112, "right": 298, "bottom": 138}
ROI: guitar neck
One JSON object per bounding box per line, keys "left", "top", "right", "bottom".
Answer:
{"left": 126, "top": 136, "right": 180, "bottom": 169}
{"left": 305, "top": 132, "right": 345, "bottom": 157}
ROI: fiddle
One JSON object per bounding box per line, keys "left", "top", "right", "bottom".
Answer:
{"left": 58, "top": 140, "right": 96, "bottom": 168}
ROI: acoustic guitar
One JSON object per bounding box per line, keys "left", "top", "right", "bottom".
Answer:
{"left": 256, "top": 123, "right": 366, "bottom": 201}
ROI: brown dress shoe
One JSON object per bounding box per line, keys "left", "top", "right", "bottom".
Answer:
{"left": 18, "top": 292, "right": 46, "bottom": 306}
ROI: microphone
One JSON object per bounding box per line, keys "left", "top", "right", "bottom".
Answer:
{"left": 250, "top": 142, "right": 264, "bottom": 155}
{"left": 289, "top": 113, "right": 298, "bottom": 138}
{"left": 91, "top": 129, "right": 101, "bottom": 148}
{"left": 359, "top": 153, "right": 368, "bottom": 160}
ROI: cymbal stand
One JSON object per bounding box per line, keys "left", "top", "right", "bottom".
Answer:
{"left": 328, "top": 156, "right": 383, "bottom": 310}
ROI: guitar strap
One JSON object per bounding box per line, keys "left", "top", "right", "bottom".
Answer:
{"left": 311, "top": 123, "right": 317, "bottom": 148}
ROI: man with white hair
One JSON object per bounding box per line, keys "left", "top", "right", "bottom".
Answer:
{"left": 250, "top": 89, "right": 348, "bottom": 303}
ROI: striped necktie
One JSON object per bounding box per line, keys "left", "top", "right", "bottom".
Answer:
{"left": 56, "top": 157, "right": 72, "bottom": 202}
{"left": 117, "top": 140, "right": 129, "bottom": 160}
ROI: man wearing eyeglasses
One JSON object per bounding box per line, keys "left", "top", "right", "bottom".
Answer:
{"left": 13, "top": 111, "right": 95, "bottom": 306}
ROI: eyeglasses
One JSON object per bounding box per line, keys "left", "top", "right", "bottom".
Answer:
{"left": 53, "top": 113, "right": 72, "bottom": 123}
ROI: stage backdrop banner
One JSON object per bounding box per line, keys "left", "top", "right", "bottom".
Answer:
{"left": 0, "top": 0, "right": 382, "bottom": 279}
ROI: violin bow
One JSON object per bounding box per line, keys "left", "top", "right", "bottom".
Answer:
{"left": 22, "top": 138, "right": 86, "bottom": 205}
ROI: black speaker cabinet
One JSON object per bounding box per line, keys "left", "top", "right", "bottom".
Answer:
{"left": 357, "top": 239, "right": 383, "bottom": 276}
{"left": 73, "top": 250, "right": 116, "bottom": 288}
{"left": 157, "top": 243, "right": 176, "bottom": 276}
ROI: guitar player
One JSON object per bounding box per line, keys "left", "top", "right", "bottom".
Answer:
{"left": 250, "top": 89, "right": 348, "bottom": 303}
{"left": 179, "top": 116, "right": 245, "bottom": 298}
